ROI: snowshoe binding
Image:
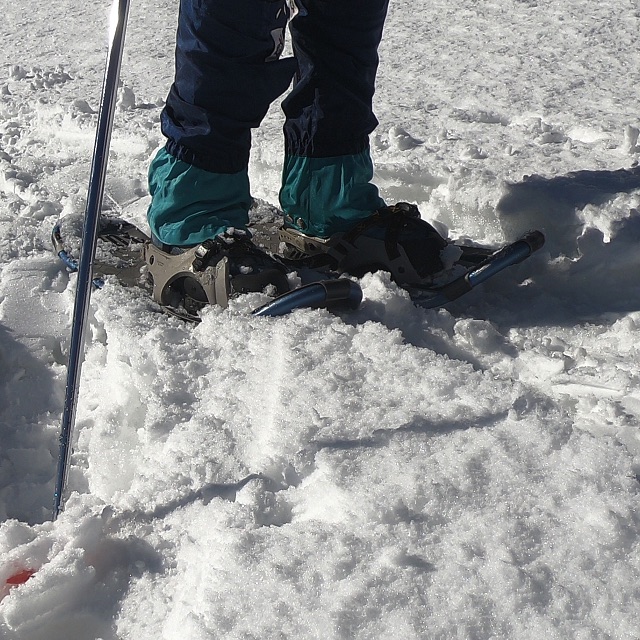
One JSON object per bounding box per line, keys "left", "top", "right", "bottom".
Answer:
{"left": 279, "top": 202, "right": 453, "bottom": 287}
{"left": 145, "top": 230, "right": 290, "bottom": 320}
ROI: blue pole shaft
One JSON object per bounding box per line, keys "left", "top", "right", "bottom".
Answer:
{"left": 53, "top": 0, "right": 131, "bottom": 520}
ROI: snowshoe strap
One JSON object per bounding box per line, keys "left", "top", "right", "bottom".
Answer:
{"left": 280, "top": 203, "right": 447, "bottom": 281}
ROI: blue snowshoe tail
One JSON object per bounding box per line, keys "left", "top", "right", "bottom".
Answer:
{"left": 414, "top": 231, "right": 545, "bottom": 308}
{"left": 253, "top": 279, "right": 363, "bottom": 317}
{"left": 53, "top": 218, "right": 148, "bottom": 288}
{"left": 52, "top": 223, "right": 106, "bottom": 288}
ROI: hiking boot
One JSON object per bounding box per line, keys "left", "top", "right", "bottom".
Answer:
{"left": 144, "top": 229, "right": 290, "bottom": 315}
{"left": 278, "top": 203, "right": 450, "bottom": 287}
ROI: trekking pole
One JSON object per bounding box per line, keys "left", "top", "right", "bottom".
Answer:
{"left": 53, "top": 0, "right": 131, "bottom": 520}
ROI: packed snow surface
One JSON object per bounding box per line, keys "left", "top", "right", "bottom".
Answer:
{"left": 1, "top": 0, "right": 640, "bottom": 638}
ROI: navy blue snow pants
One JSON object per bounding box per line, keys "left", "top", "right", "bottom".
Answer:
{"left": 161, "top": 0, "right": 390, "bottom": 174}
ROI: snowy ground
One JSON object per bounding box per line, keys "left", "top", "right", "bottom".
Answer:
{"left": 1, "top": 0, "right": 640, "bottom": 638}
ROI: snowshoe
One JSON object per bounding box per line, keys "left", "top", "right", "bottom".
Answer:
{"left": 277, "top": 202, "right": 545, "bottom": 306}
{"left": 52, "top": 208, "right": 544, "bottom": 319}
{"left": 52, "top": 215, "right": 361, "bottom": 321}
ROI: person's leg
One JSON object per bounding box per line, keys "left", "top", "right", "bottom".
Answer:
{"left": 280, "top": 0, "right": 388, "bottom": 238}
{"left": 148, "top": 0, "right": 297, "bottom": 247}
{"left": 278, "top": 0, "right": 450, "bottom": 286}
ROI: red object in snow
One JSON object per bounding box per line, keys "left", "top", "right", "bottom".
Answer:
{"left": 5, "top": 568, "right": 35, "bottom": 586}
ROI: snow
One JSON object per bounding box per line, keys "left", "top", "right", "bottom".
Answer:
{"left": 1, "top": 0, "right": 640, "bottom": 638}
